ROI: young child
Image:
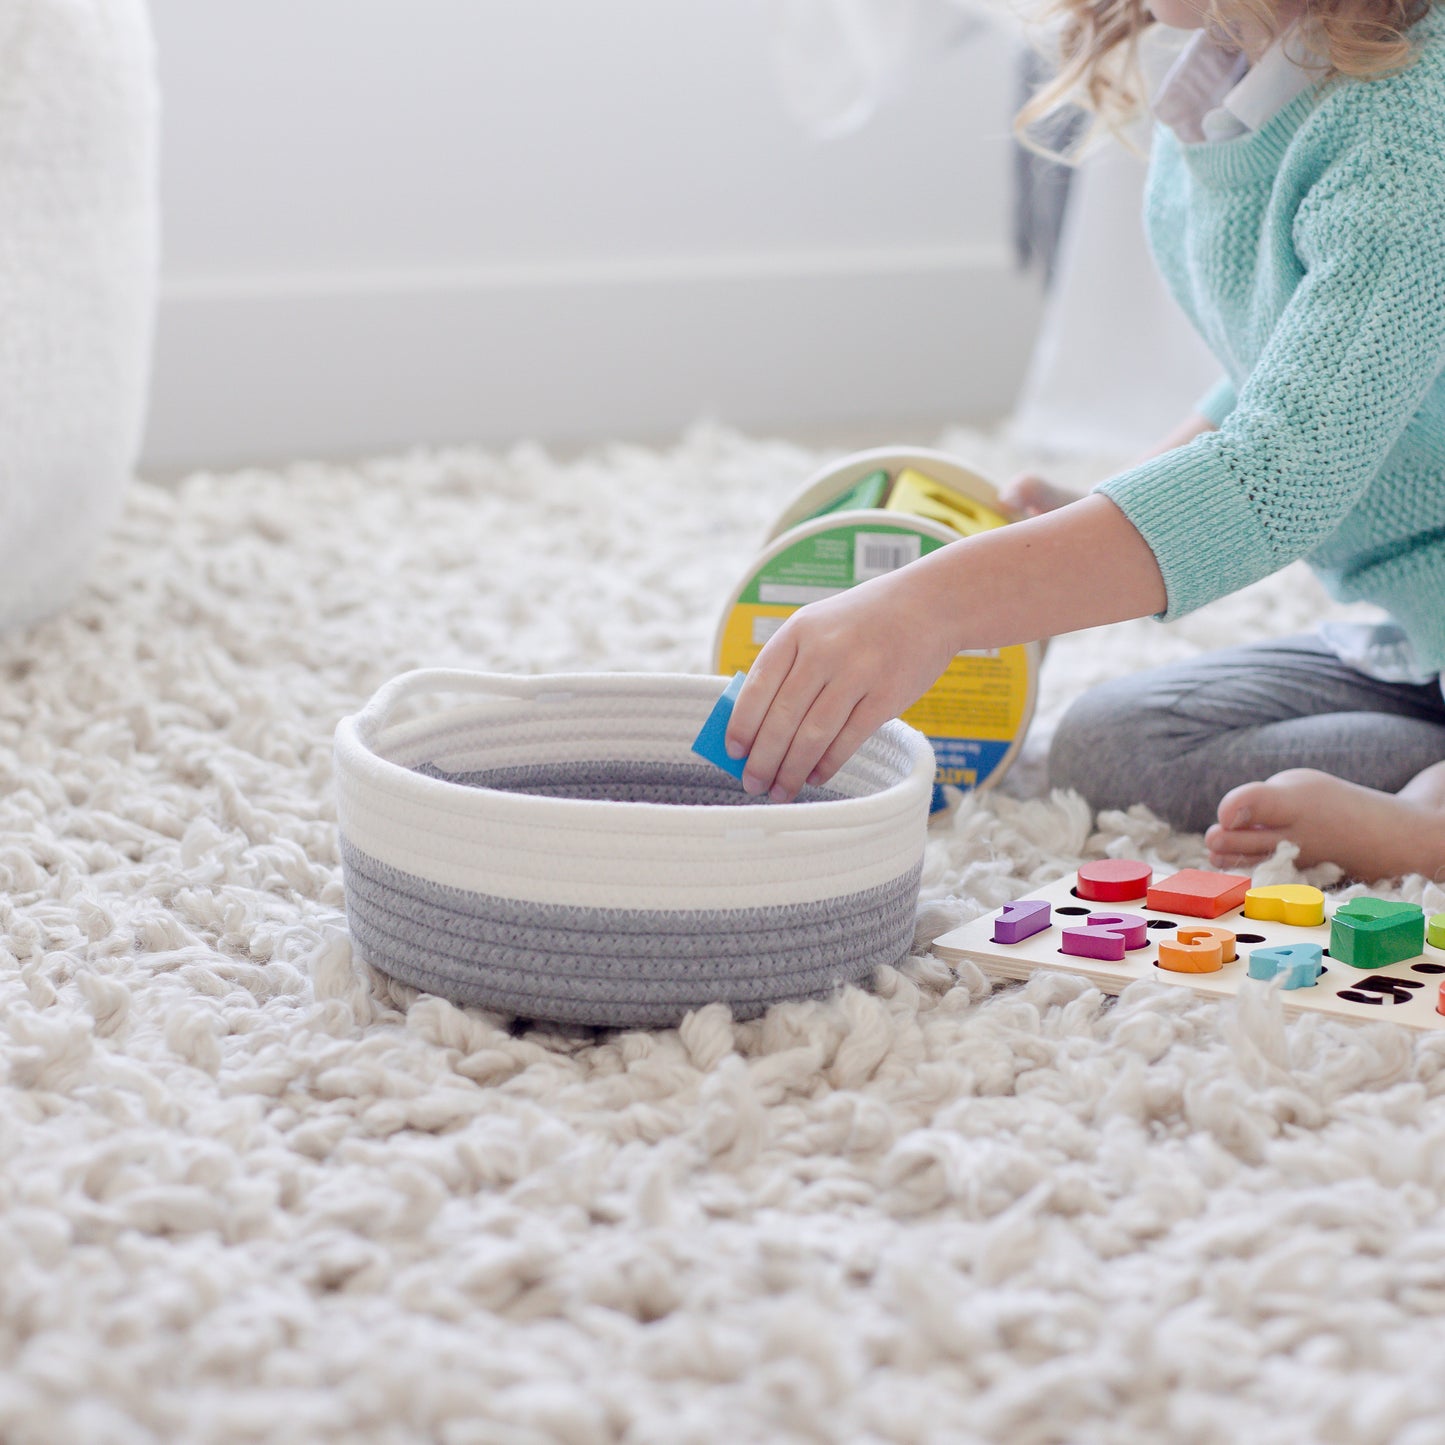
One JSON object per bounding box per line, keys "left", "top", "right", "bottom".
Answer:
{"left": 725, "top": 0, "right": 1445, "bottom": 883}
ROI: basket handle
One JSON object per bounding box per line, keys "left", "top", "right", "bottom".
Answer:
{"left": 350, "top": 668, "right": 733, "bottom": 747}
{"left": 351, "top": 669, "right": 537, "bottom": 744}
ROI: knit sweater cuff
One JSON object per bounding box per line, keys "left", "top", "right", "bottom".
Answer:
{"left": 1095, "top": 440, "right": 1280, "bottom": 620}
{"left": 1194, "top": 376, "right": 1236, "bottom": 428}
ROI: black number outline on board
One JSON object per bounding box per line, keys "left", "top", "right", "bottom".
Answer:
{"left": 1337, "top": 977, "right": 1426, "bottom": 1006}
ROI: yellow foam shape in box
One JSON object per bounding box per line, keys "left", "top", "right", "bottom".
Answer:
{"left": 884, "top": 468, "right": 1010, "bottom": 537}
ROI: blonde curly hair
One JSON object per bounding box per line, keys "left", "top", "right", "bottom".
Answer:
{"left": 1017, "top": 0, "right": 1433, "bottom": 154}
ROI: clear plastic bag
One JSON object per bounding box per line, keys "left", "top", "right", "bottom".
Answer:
{"left": 768, "top": 0, "right": 995, "bottom": 136}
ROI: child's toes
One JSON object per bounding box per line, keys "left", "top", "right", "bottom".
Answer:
{"left": 1205, "top": 821, "right": 1282, "bottom": 870}
{"left": 1208, "top": 849, "right": 1257, "bottom": 870}
{"left": 1215, "top": 779, "right": 1272, "bottom": 832}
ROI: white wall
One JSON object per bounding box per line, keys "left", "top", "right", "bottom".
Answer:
{"left": 143, "top": 0, "right": 1041, "bottom": 469}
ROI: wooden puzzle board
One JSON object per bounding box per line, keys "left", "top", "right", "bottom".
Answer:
{"left": 930, "top": 875, "right": 1445, "bottom": 1031}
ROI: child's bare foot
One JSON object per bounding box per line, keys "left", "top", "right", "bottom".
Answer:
{"left": 998, "top": 473, "right": 1083, "bottom": 518}
{"left": 1205, "top": 763, "right": 1445, "bottom": 881}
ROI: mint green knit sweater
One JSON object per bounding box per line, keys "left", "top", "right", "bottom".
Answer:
{"left": 1096, "top": 5, "right": 1445, "bottom": 670}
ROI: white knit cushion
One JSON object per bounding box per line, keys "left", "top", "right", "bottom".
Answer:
{"left": 0, "top": 0, "right": 158, "bottom": 632}
{"left": 334, "top": 670, "right": 935, "bottom": 1026}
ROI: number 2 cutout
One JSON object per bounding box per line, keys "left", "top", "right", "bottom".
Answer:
{"left": 1061, "top": 912, "right": 1149, "bottom": 961}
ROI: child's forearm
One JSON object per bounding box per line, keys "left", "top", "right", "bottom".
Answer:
{"left": 911, "top": 492, "right": 1167, "bottom": 650}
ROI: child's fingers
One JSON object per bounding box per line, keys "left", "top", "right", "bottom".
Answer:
{"left": 997, "top": 472, "right": 1042, "bottom": 508}
{"left": 804, "top": 699, "right": 880, "bottom": 789}
{"left": 725, "top": 634, "right": 796, "bottom": 761}
{"left": 998, "top": 473, "right": 1078, "bottom": 518}
{"left": 997, "top": 473, "right": 1051, "bottom": 516}
{"left": 737, "top": 668, "right": 827, "bottom": 798}
{"left": 767, "top": 682, "right": 859, "bottom": 802}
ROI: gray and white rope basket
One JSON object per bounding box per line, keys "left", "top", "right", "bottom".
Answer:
{"left": 334, "top": 670, "right": 935, "bottom": 1028}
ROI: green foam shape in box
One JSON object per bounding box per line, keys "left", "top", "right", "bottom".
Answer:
{"left": 802, "top": 469, "right": 891, "bottom": 523}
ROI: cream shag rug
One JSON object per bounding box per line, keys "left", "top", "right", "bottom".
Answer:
{"left": 5, "top": 426, "right": 1445, "bottom": 1445}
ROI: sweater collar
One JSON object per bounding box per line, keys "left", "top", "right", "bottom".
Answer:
{"left": 1146, "top": 22, "right": 1328, "bottom": 145}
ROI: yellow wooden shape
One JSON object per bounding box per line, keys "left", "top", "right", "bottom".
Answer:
{"left": 1243, "top": 883, "right": 1325, "bottom": 928}
{"left": 884, "top": 468, "right": 1010, "bottom": 537}
{"left": 1157, "top": 925, "right": 1237, "bottom": 974}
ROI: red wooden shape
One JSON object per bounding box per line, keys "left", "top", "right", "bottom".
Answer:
{"left": 1146, "top": 868, "right": 1251, "bottom": 919}
{"left": 1076, "top": 859, "right": 1152, "bottom": 903}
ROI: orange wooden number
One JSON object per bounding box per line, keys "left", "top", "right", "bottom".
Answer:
{"left": 1157, "top": 925, "right": 1237, "bottom": 975}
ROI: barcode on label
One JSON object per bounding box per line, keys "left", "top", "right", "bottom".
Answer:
{"left": 854, "top": 533, "right": 921, "bottom": 581}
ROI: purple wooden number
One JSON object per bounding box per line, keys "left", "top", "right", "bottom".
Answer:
{"left": 992, "top": 899, "right": 1051, "bottom": 944}
{"left": 1061, "top": 911, "right": 1150, "bottom": 961}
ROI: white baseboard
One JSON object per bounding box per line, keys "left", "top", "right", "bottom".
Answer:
{"left": 142, "top": 248, "right": 1043, "bottom": 471}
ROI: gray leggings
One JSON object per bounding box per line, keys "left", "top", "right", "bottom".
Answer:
{"left": 1048, "top": 634, "right": 1445, "bottom": 834}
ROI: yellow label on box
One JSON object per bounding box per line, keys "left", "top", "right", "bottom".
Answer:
{"left": 716, "top": 602, "right": 794, "bottom": 661}
{"left": 900, "top": 648, "right": 1033, "bottom": 788}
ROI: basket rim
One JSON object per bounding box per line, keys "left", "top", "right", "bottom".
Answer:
{"left": 334, "top": 669, "right": 935, "bottom": 835}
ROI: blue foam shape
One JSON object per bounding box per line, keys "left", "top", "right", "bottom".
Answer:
{"left": 691, "top": 672, "right": 748, "bottom": 779}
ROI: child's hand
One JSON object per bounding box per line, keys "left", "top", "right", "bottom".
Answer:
{"left": 724, "top": 564, "right": 958, "bottom": 803}
{"left": 999, "top": 472, "right": 1081, "bottom": 517}
{"left": 724, "top": 492, "right": 1169, "bottom": 802}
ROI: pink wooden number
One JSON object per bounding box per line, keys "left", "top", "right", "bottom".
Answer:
{"left": 1061, "top": 911, "right": 1149, "bottom": 962}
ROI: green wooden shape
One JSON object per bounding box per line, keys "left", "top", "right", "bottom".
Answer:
{"left": 1429, "top": 912, "right": 1445, "bottom": 950}
{"left": 1329, "top": 897, "right": 1426, "bottom": 970}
